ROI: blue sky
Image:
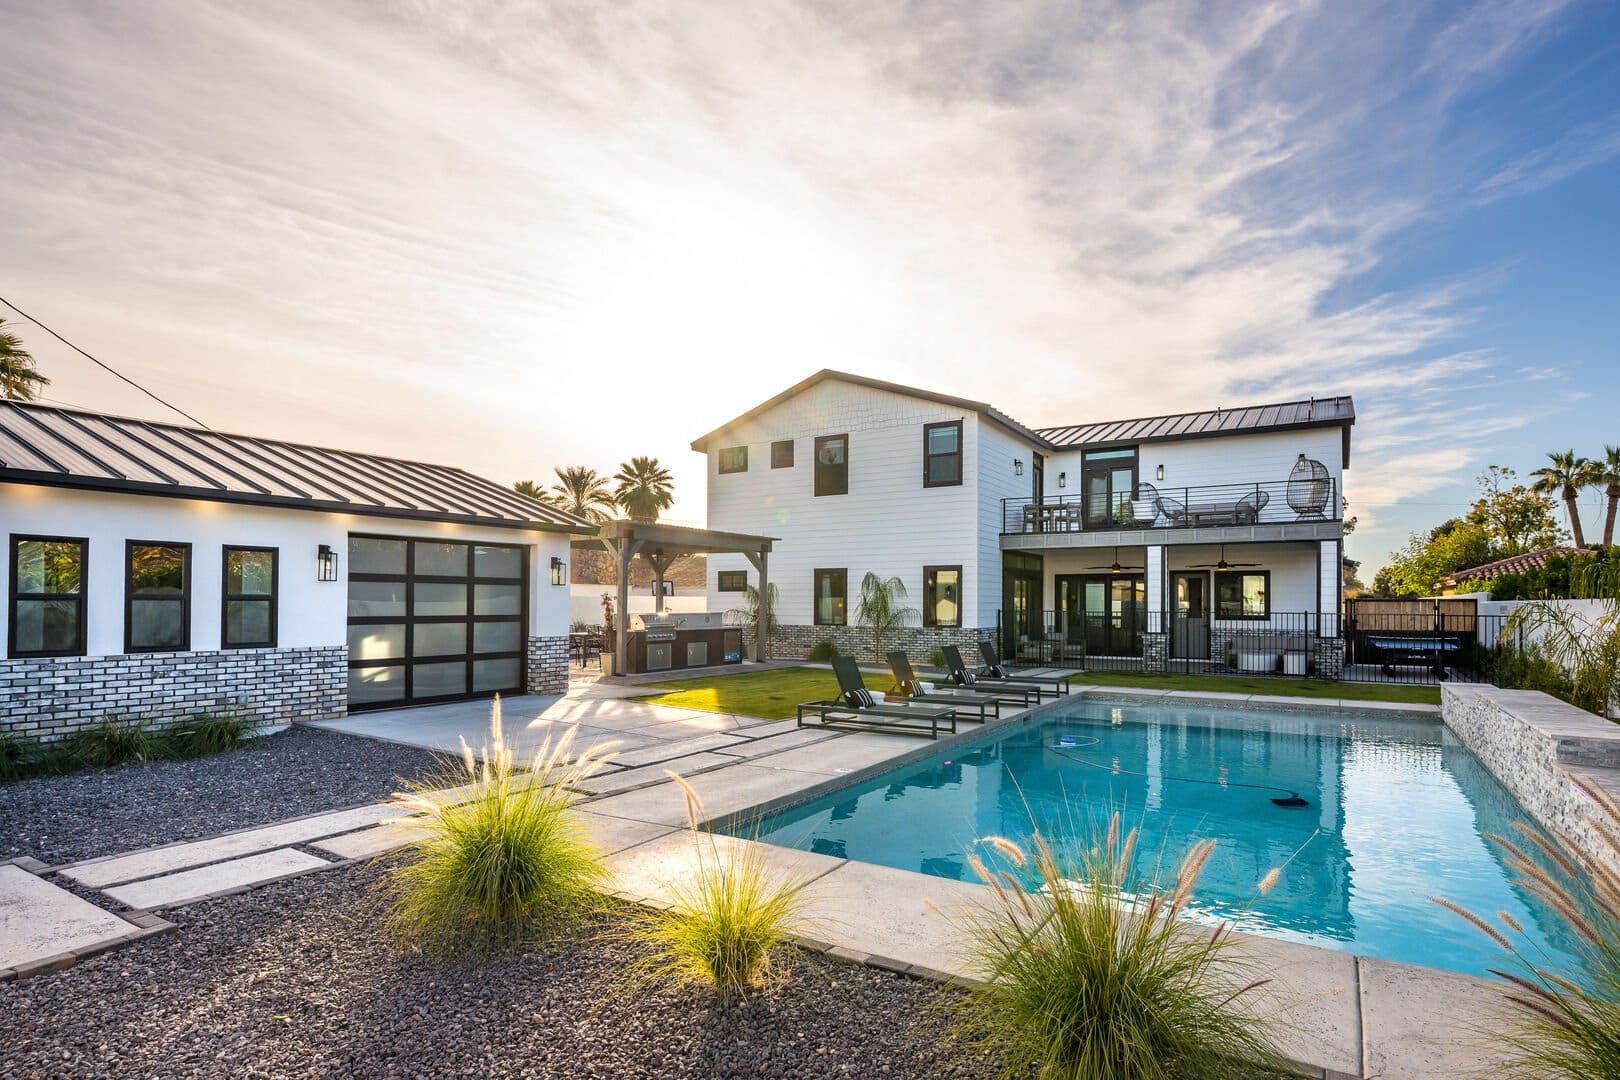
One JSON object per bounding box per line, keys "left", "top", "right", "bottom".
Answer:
{"left": 1, "top": 1, "right": 1618, "bottom": 572}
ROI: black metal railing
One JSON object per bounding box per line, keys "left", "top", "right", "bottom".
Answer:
{"left": 999, "top": 478, "right": 1339, "bottom": 536}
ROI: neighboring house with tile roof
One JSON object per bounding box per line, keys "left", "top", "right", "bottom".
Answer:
{"left": 1437, "top": 546, "right": 1593, "bottom": 595}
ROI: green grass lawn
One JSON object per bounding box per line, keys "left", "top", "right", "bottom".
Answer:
{"left": 633, "top": 664, "right": 1440, "bottom": 718}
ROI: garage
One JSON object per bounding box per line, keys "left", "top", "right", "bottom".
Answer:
{"left": 346, "top": 534, "right": 529, "bottom": 709}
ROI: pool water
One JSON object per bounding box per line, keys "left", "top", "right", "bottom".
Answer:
{"left": 739, "top": 699, "right": 1582, "bottom": 978}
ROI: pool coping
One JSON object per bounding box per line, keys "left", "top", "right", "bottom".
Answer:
{"left": 579, "top": 685, "right": 1509, "bottom": 1079}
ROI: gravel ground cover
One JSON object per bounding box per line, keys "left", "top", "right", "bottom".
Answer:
{"left": 0, "top": 726, "right": 442, "bottom": 866}
{"left": 0, "top": 859, "right": 992, "bottom": 1079}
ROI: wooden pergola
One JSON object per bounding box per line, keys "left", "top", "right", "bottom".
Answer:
{"left": 580, "top": 520, "right": 777, "bottom": 676}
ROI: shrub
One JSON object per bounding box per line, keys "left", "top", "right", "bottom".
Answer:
{"left": 165, "top": 712, "right": 252, "bottom": 758}
{"left": 381, "top": 697, "right": 617, "bottom": 952}
{"left": 623, "top": 774, "right": 810, "bottom": 995}
{"left": 1434, "top": 778, "right": 1620, "bottom": 1079}
{"left": 68, "top": 716, "right": 158, "bottom": 769}
{"left": 806, "top": 638, "right": 839, "bottom": 663}
{"left": 953, "top": 813, "right": 1293, "bottom": 1079}
{"left": 929, "top": 646, "right": 947, "bottom": 669}
{"left": 0, "top": 733, "right": 24, "bottom": 782}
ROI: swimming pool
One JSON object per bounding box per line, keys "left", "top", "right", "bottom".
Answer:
{"left": 738, "top": 698, "right": 1580, "bottom": 978}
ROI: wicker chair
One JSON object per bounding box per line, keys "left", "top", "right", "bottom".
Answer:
{"left": 1234, "top": 488, "right": 1270, "bottom": 524}
{"left": 1141, "top": 481, "right": 1188, "bottom": 526}
{"left": 1287, "top": 456, "right": 1331, "bottom": 520}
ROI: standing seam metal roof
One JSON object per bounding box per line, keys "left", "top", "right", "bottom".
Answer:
{"left": 1035, "top": 396, "right": 1355, "bottom": 447}
{"left": 0, "top": 401, "right": 595, "bottom": 533}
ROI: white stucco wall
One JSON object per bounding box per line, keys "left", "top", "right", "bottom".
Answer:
{"left": 0, "top": 482, "right": 573, "bottom": 658}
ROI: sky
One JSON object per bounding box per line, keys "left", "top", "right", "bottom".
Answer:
{"left": 2, "top": 0, "right": 1618, "bottom": 574}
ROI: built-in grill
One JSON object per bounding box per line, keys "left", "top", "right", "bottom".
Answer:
{"left": 625, "top": 611, "right": 740, "bottom": 674}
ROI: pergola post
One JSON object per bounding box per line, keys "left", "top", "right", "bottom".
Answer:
{"left": 753, "top": 548, "right": 769, "bottom": 662}
{"left": 603, "top": 536, "right": 642, "bottom": 677}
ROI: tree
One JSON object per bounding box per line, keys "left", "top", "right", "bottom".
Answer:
{"left": 1530, "top": 450, "right": 1600, "bottom": 550}
{"left": 1598, "top": 445, "right": 1620, "bottom": 549}
{"left": 612, "top": 456, "right": 674, "bottom": 523}
{"left": 1369, "top": 518, "right": 1492, "bottom": 597}
{"left": 547, "top": 466, "right": 615, "bottom": 522}
{"left": 513, "top": 480, "right": 545, "bottom": 500}
{"left": 1465, "top": 465, "right": 1562, "bottom": 555}
{"left": 854, "top": 572, "right": 917, "bottom": 662}
{"left": 0, "top": 317, "right": 49, "bottom": 401}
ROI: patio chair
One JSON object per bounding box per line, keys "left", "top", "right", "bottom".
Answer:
{"left": 940, "top": 644, "right": 1065, "bottom": 699}
{"left": 1287, "top": 456, "right": 1331, "bottom": 520}
{"left": 1130, "top": 483, "right": 1164, "bottom": 528}
{"left": 1234, "top": 488, "right": 1270, "bottom": 524}
{"left": 978, "top": 641, "right": 1076, "bottom": 693}
{"left": 797, "top": 656, "right": 961, "bottom": 738}
{"left": 1151, "top": 486, "right": 1190, "bottom": 526}
{"left": 888, "top": 650, "right": 1037, "bottom": 712}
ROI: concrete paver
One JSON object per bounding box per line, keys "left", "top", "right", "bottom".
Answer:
{"left": 104, "top": 849, "right": 332, "bottom": 910}
{"left": 797, "top": 858, "right": 989, "bottom": 973}
{"left": 1224, "top": 932, "right": 1361, "bottom": 1077}
{"left": 0, "top": 865, "right": 142, "bottom": 972}
{"left": 573, "top": 752, "right": 741, "bottom": 796}
{"left": 1358, "top": 956, "right": 1509, "bottom": 1078}
{"left": 584, "top": 764, "right": 837, "bottom": 828}
{"left": 605, "top": 830, "right": 845, "bottom": 906}
{"left": 310, "top": 821, "right": 429, "bottom": 861}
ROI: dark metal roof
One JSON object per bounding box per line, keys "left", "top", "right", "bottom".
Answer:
{"left": 0, "top": 401, "right": 596, "bottom": 533}
{"left": 1036, "top": 396, "right": 1356, "bottom": 448}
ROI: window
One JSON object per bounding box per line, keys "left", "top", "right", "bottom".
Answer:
{"left": 923, "top": 421, "right": 963, "bottom": 487}
{"left": 814, "top": 434, "right": 848, "bottom": 496}
{"left": 771, "top": 440, "right": 795, "bottom": 468}
{"left": 923, "top": 565, "right": 962, "bottom": 627}
{"left": 126, "top": 542, "right": 191, "bottom": 652}
{"left": 9, "top": 536, "right": 87, "bottom": 658}
{"left": 717, "top": 570, "right": 747, "bottom": 592}
{"left": 223, "top": 547, "right": 277, "bottom": 648}
{"left": 1214, "top": 571, "right": 1270, "bottom": 620}
{"left": 813, "top": 568, "right": 847, "bottom": 625}
{"left": 718, "top": 446, "right": 748, "bottom": 474}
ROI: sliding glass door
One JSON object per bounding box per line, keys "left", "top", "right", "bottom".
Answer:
{"left": 1056, "top": 573, "right": 1145, "bottom": 657}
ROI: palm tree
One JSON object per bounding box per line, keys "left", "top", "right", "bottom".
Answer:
{"left": 549, "top": 466, "right": 615, "bottom": 522}
{"left": 1599, "top": 445, "right": 1620, "bottom": 549}
{"left": 612, "top": 456, "right": 674, "bottom": 523}
{"left": 512, "top": 480, "right": 545, "bottom": 500}
{"left": 1531, "top": 450, "right": 1600, "bottom": 550}
{"left": 0, "top": 317, "right": 49, "bottom": 401}
{"left": 854, "top": 572, "right": 918, "bottom": 663}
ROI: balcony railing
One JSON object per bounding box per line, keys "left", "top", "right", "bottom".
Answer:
{"left": 999, "top": 478, "right": 1339, "bottom": 536}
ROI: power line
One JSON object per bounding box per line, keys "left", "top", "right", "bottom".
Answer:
{"left": 0, "top": 294, "right": 209, "bottom": 429}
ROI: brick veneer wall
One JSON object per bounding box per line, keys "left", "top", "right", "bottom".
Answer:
{"left": 526, "top": 635, "right": 569, "bottom": 694}
{"left": 0, "top": 645, "right": 346, "bottom": 743}
{"left": 764, "top": 623, "right": 990, "bottom": 664}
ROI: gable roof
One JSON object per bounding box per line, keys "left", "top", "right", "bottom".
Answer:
{"left": 1440, "top": 546, "right": 1592, "bottom": 587}
{"left": 0, "top": 400, "right": 595, "bottom": 533}
{"left": 691, "top": 370, "right": 1355, "bottom": 466}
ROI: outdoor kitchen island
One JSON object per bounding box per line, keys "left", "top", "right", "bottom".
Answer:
{"left": 622, "top": 611, "right": 745, "bottom": 674}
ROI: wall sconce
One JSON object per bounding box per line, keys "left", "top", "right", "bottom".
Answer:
{"left": 550, "top": 556, "right": 567, "bottom": 586}
{"left": 1013, "top": 458, "right": 1024, "bottom": 477}
{"left": 1057, "top": 471, "right": 1067, "bottom": 488}
{"left": 317, "top": 544, "right": 338, "bottom": 582}
{"left": 1155, "top": 464, "right": 1164, "bottom": 481}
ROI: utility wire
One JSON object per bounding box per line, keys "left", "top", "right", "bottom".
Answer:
{"left": 0, "top": 294, "right": 210, "bottom": 429}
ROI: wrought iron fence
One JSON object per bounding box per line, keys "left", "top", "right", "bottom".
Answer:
{"left": 999, "top": 477, "right": 1339, "bottom": 536}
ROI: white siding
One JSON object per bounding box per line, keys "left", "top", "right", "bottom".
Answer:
{"left": 0, "top": 482, "right": 572, "bottom": 657}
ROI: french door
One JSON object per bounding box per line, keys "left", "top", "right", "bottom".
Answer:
{"left": 1056, "top": 573, "right": 1145, "bottom": 657}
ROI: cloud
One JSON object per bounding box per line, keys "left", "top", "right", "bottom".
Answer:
{"left": 1475, "top": 108, "right": 1620, "bottom": 201}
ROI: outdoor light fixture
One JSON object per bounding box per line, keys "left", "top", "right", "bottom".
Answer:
{"left": 1156, "top": 464, "right": 1165, "bottom": 481}
{"left": 550, "top": 556, "right": 567, "bottom": 586}
{"left": 1013, "top": 458, "right": 1024, "bottom": 476}
{"left": 317, "top": 544, "right": 338, "bottom": 582}
{"left": 1057, "top": 471, "right": 1067, "bottom": 488}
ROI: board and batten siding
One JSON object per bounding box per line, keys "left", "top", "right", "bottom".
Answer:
{"left": 702, "top": 379, "right": 1008, "bottom": 629}
{"left": 1041, "top": 427, "right": 1345, "bottom": 506}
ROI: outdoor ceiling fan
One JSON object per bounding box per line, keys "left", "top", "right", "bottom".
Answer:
{"left": 1085, "top": 547, "right": 1144, "bottom": 574}
{"left": 1187, "top": 544, "right": 1261, "bottom": 570}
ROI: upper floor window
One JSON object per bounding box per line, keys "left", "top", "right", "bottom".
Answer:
{"left": 771, "top": 440, "right": 795, "bottom": 468}
{"left": 717, "top": 570, "right": 748, "bottom": 592}
{"left": 814, "top": 434, "right": 848, "bottom": 496}
{"left": 923, "top": 421, "right": 963, "bottom": 487}
{"left": 718, "top": 446, "right": 748, "bottom": 474}
{"left": 126, "top": 541, "right": 191, "bottom": 652}
{"left": 1215, "top": 571, "right": 1269, "bottom": 620}
{"left": 814, "top": 568, "right": 847, "bottom": 625}
{"left": 223, "top": 546, "right": 278, "bottom": 649}
{"left": 923, "top": 565, "right": 962, "bottom": 627}
{"left": 9, "top": 535, "right": 87, "bottom": 658}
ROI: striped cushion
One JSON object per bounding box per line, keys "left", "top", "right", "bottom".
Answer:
{"left": 844, "top": 688, "right": 875, "bottom": 708}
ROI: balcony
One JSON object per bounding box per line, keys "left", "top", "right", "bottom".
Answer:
{"left": 999, "top": 478, "right": 1342, "bottom": 550}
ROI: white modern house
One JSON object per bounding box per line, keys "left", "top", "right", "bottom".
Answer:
{"left": 696, "top": 371, "right": 1353, "bottom": 677}
{"left": 0, "top": 401, "right": 593, "bottom": 741}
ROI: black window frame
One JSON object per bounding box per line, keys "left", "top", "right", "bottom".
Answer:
{"left": 125, "top": 540, "right": 193, "bottom": 653}
{"left": 813, "top": 568, "right": 847, "bottom": 626}
{"left": 771, "top": 440, "right": 795, "bottom": 468}
{"left": 718, "top": 445, "right": 749, "bottom": 474}
{"left": 716, "top": 570, "right": 748, "bottom": 592}
{"left": 922, "top": 420, "right": 964, "bottom": 488}
{"left": 922, "top": 564, "right": 963, "bottom": 628}
{"left": 814, "top": 434, "right": 849, "bottom": 497}
{"left": 8, "top": 534, "right": 89, "bottom": 659}
{"left": 221, "top": 545, "right": 279, "bottom": 649}
{"left": 1214, "top": 570, "right": 1271, "bottom": 621}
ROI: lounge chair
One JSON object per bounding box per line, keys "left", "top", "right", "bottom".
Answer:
{"left": 887, "top": 650, "right": 1036, "bottom": 714}
{"left": 941, "top": 644, "right": 1067, "bottom": 698}
{"left": 976, "top": 641, "right": 1074, "bottom": 695}
{"left": 798, "top": 656, "right": 961, "bottom": 738}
